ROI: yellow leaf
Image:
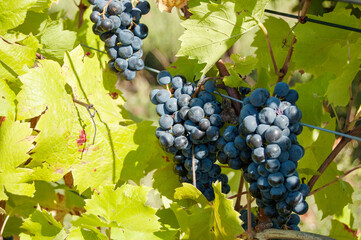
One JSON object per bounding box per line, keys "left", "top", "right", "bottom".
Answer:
{"left": 156, "top": 0, "right": 188, "bottom": 13}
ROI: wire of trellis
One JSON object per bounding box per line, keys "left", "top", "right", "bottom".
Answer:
{"left": 264, "top": 9, "right": 361, "bottom": 33}
{"left": 79, "top": 44, "right": 361, "bottom": 143}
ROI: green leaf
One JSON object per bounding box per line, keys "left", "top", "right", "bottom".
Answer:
{"left": 174, "top": 183, "right": 209, "bottom": 206}
{"left": 228, "top": 54, "right": 258, "bottom": 76}
{"left": 0, "top": 119, "right": 34, "bottom": 200}
{"left": 172, "top": 183, "right": 243, "bottom": 239}
{"left": 153, "top": 163, "right": 182, "bottom": 200}
{"left": 212, "top": 182, "right": 244, "bottom": 239}
{"left": 252, "top": 16, "right": 293, "bottom": 76}
{"left": 177, "top": 0, "right": 270, "bottom": 74}
{"left": 171, "top": 202, "right": 214, "bottom": 240}
{"left": 0, "top": 0, "right": 37, "bottom": 34}
{"left": 0, "top": 33, "right": 40, "bottom": 81}
{"left": 21, "top": 209, "right": 67, "bottom": 240}
{"left": 329, "top": 220, "right": 357, "bottom": 240}
{"left": 38, "top": 20, "right": 77, "bottom": 61}
{"left": 223, "top": 69, "right": 244, "bottom": 88}
{"left": 313, "top": 164, "right": 354, "bottom": 218}
{"left": 167, "top": 57, "right": 206, "bottom": 82}
{"left": 29, "top": 0, "right": 56, "bottom": 12}
{"left": 68, "top": 227, "right": 108, "bottom": 240}
{"left": 295, "top": 73, "right": 332, "bottom": 126}
{"left": 0, "top": 79, "right": 16, "bottom": 119}
{"left": 83, "top": 184, "right": 161, "bottom": 232}
{"left": 293, "top": 9, "right": 361, "bottom": 106}
{"left": 13, "top": 11, "right": 49, "bottom": 36}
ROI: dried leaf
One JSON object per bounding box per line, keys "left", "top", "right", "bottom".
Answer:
{"left": 156, "top": 0, "right": 188, "bottom": 13}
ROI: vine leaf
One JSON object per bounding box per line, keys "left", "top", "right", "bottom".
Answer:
{"left": 172, "top": 183, "right": 243, "bottom": 239}
{"left": 20, "top": 209, "right": 67, "bottom": 240}
{"left": 16, "top": 46, "right": 165, "bottom": 193}
{"left": 0, "top": 33, "right": 40, "bottom": 81}
{"left": 38, "top": 20, "right": 77, "bottom": 61}
{"left": 177, "top": 0, "right": 270, "bottom": 74}
{"left": 75, "top": 184, "right": 161, "bottom": 234}
{"left": 293, "top": 8, "right": 361, "bottom": 106}
{"left": 0, "top": 119, "right": 34, "bottom": 200}
{"left": 0, "top": 79, "right": 16, "bottom": 119}
{"left": 0, "top": 0, "right": 37, "bottom": 34}
{"left": 157, "top": 0, "right": 188, "bottom": 13}
{"left": 252, "top": 16, "right": 293, "bottom": 78}
{"left": 329, "top": 219, "right": 357, "bottom": 240}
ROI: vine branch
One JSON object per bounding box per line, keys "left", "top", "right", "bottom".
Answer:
{"left": 215, "top": 60, "right": 242, "bottom": 115}
{"left": 254, "top": 229, "right": 336, "bottom": 240}
{"left": 258, "top": 22, "right": 279, "bottom": 76}
{"left": 308, "top": 124, "right": 361, "bottom": 191}
{"left": 234, "top": 173, "right": 244, "bottom": 212}
{"left": 309, "top": 165, "right": 361, "bottom": 195}
{"left": 73, "top": 98, "right": 97, "bottom": 145}
{"left": 278, "top": 36, "right": 296, "bottom": 82}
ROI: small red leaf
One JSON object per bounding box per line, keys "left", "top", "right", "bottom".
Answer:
{"left": 77, "top": 129, "right": 87, "bottom": 147}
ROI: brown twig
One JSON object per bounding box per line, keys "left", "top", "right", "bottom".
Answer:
{"left": 255, "top": 228, "right": 336, "bottom": 240}
{"left": 215, "top": 60, "right": 242, "bottom": 115}
{"left": 228, "top": 191, "right": 248, "bottom": 200}
{"left": 309, "top": 165, "right": 361, "bottom": 196}
{"left": 278, "top": 36, "right": 297, "bottom": 82}
{"left": 234, "top": 173, "right": 244, "bottom": 211}
{"left": 246, "top": 184, "right": 253, "bottom": 240}
{"left": 73, "top": 99, "right": 97, "bottom": 145}
{"left": 300, "top": 0, "right": 312, "bottom": 22}
{"left": 258, "top": 22, "right": 279, "bottom": 76}
{"left": 308, "top": 124, "right": 361, "bottom": 191}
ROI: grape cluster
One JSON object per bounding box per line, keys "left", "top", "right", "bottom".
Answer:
{"left": 237, "top": 82, "right": 309, "bottom": 230}
{"left": 150, "top": 71, "right": 230, "bottom": 201}
{"left": 88, "top": 0, "right": 150, "bottom": 80}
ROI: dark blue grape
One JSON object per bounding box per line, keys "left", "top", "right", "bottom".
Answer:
{"left": 157, "top": 70, "right": 172, "bottom": 85}
{"left": 136, "top": 0, "right": 151, "bottom": 14}
{"left": 274, "top": 82, "right": 289, "bottom": 97}
{"left": 134, "top": 23, "right": 148, "bottom": 39}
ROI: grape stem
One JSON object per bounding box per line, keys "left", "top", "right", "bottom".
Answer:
{"left": 245, "top": 183, "right": 253, "bottom": 240}
{"left": 227, "top": 191, "right": 248, "bottom": 200}
{"left": 100, "top": 0, "right": 113, "bottom": 19}
{"left": 255, "top": 229, "right": 336, "bottom": 240}
{"left": 257, "top": 21, "right": 279, "bottom": 76}
{"left": 309, "top": 165, "right": 361, "bottom": 196}
{"left": 277, "top": 36, "right": 296, "bottom": 82}
{"left": 215, "top": 60, "right": 242, "bottom": 115}
{"left": 234, "top": 172, "right": 244, "bottom": 211}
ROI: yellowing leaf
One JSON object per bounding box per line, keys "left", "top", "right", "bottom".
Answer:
{"left": 157, "top": 0, "right": 188, "bottom": 13}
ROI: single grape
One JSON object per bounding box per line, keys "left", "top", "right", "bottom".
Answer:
{"left": 127, "top": 56, "right": 144, "bottom": 71}
{"left": 171, "top": 75, "right": 185, "bottom": 89}
{"left": 114, "top": 58, "right": 128, "bottom": 72}
{"left": 156, "top": 89, "right": 171, "bottom": 104}
{"left": 101, "top": 18, "right": 114, "bottom": 31}
{"left": 157, "top": 70, "right": 172, "bottom": 85}
{"left": 118, "top": 45, "right": 133, "bottom": 58}
{"left": 159, "top": 115, "right": 173, "bottom": 130}
{"left": 274, "top": 82, "right": 290, "bottom": 97}
{"left": 108, "top": 1, "right": 124, "bottom": 15}
{"left": 122, "top": 69, "right": 136, "bottom": 80}
{"left": 134, "top": 23, "right": 148, "bottom": 39}
{"left": 136, "top": 0, "right": 151, "bottom": 14}
{"left": 188, "top": 106, "right": 205, "bottom": 123}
